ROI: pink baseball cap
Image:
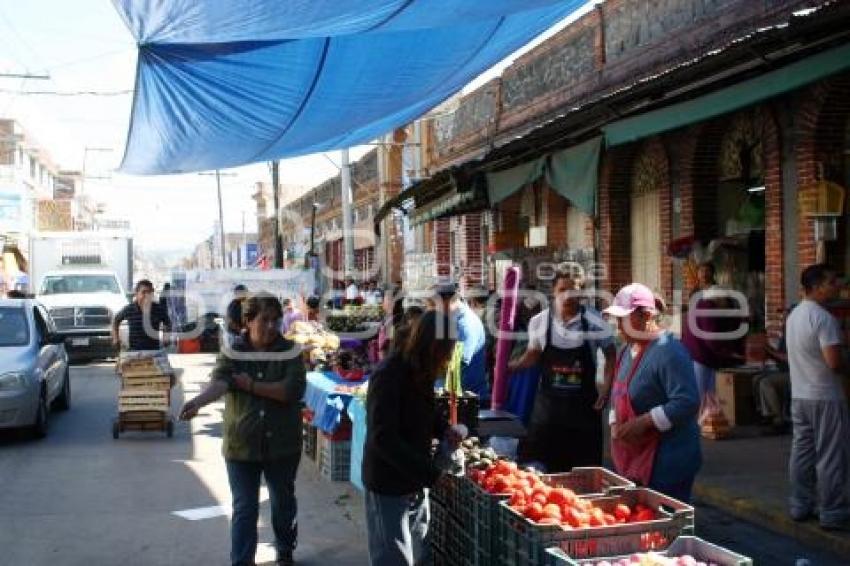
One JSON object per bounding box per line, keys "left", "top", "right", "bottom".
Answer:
{"left": 603, "top": 283, "right": 657, "bottom": 317}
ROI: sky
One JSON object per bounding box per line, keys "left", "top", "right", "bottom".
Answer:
{"left": 0, "top": 1, "right": 595, "bottom": 256}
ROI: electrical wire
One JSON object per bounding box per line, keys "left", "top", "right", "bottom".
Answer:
{"left": 0, "top": 88, "right": 133, "bottom": 96}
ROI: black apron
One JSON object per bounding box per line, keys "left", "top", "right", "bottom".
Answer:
{"left": 523, "top": 307, "right": 603, "bottom": 472}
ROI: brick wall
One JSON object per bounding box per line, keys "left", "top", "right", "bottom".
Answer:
{"left": 547, "top": 189, "right": 570, "bottom": 249}
{"left": 434, "top": 218, "right": 452, "bottom": 276}
{"left": 795, "top": 73, "right": 850, "bottom": 274}
{"left": 762, "top": 106, "right": 785, "bottom": 337}
{"left": 430, "top": 0, "right": 809, "bottom": 169}
{"left": 598, "top": 145, "right": 637, "bottom": 295}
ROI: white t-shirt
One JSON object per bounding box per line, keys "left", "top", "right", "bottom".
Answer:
{"left": 345, "top": 284, "right": 359, "bottom": 300}
{"left": 528, "top": 307, "right": 614, "bottom": 353}
{"left": 786, "top": 299, "right": 845, "bottom": 401}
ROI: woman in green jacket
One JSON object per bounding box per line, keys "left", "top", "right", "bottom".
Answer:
{"left": 181, "top": 293, "right": 306, "bottom": 566}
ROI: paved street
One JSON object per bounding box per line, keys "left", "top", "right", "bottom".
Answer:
{"left": 2, "top": 353, "right": 849, "bottom": 566}
{"left": 0, "top": 354, "right": 368, "bottom": 566}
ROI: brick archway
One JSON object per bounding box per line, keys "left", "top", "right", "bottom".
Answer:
{"left": 632, "top": 138, "right": 673, "bottom": 300}
{"left": 598, "top": 138, "right": 672, "bottom": 299}
{"left": 680, "top": 107, "right": 783, "bottom": 334}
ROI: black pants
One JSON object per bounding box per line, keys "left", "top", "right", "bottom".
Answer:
{"left": 522, "top": 395, "right": 603, "bottom": 473}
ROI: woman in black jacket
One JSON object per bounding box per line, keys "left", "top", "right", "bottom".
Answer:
{"left": 363, "top": 310, "right": 458, "bottom": 566}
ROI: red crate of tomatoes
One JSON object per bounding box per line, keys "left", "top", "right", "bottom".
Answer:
{"left": 496, "top": 487, "right": 693, "bottom": 566}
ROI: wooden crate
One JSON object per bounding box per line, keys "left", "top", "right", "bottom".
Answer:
{"left": 122, "top": 375, "right": 171, "bottom": 390}
{"left": 715, "top": 369, "right": 759, "bottom": 427}
{"left": 118, "top": 390, "right": 169, "bottom": 413}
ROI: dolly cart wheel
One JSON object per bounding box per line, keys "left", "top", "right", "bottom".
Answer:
{"left": 112, "top": 419, "right": 120, "bottom": 439}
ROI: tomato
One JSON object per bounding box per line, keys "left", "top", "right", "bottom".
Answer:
{"left": 542, "top": 504, "right": 562, "bottom": 520}
{"left": 588, "top": 508, "right": 606, "bottom": 527}
{"left": 564, "top": 507, "right": 586, "bottom": 528}
{"left": 614, "top": 503, "right": 632, "bottom": 522}
{"left": 508, "top": 492, "right": 526, "bottom": 507}
{"left": 603, "top": 513, "right": 617, "bottom": 526}
{"left": 532, "top": 492, "right": 548, "bottom": 506}
{"left": 547, "top": 487, "right": 577, "bottom": 507}
{"left": 633, "top": 509, "right": 656, "bottom": 523}
{"left": 525, "top": 502, "right": 544, "bottom": 522}
{"left": 493, "top": 477, "right": 512, "bottom": 493}
{"left": 537, "top": 517, "right": 560, "bottom": 525}
{"left": 522, "top": 486, "right": 534, "bottom": 499}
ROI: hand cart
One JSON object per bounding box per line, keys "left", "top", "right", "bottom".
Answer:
{"left": 113, "top": 350, "right": 176, "bottom": 439}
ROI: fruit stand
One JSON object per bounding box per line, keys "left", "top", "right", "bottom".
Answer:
{"left": 113, "top": 351, "right": 176, "bottom": 439}
{"left": 429, "top": 441, "right": 752, "bottom": 566}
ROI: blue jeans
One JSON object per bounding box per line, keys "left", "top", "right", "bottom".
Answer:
{"left": 226, "top": 454, "right": 301, "bottom": 566}
{"left": 365, "top": 489, "right": 431, "bottom": 566}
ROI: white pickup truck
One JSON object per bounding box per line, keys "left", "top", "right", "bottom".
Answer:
{"left": 30, "top": 233, "right": 133, "bottom": 361}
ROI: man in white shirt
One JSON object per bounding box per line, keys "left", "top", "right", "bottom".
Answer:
{"left": 345, "top": 277, "right": 360, "bottom": 304}
{"left": 785, "top": 263, "right": 850, "bottom": 531}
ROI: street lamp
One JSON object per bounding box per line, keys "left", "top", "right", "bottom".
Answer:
{"left": 306, "top": 202, "right": 321, "bottom": 269}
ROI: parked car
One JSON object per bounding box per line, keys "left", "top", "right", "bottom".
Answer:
{"left": 0, "top": 298, "right": 70, "bottom": 438}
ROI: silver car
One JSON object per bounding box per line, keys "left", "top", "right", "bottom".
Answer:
{"left": 0, "top": 298, "right": 70, "bottom": 438}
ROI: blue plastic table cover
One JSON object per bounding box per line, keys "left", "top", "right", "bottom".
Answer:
{"left": 112, "top": 0, "right": 587, "bottom": 174}
{"left": 304, "top": 370, "right": 367, "bottom": 434}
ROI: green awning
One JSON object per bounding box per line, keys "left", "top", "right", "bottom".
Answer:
{"left": 545, "top": 136, "right": 601, "bottom": 216}
{"left": 485, "top": 156, "right": 546, "bottom": 204}
{"left": 603, "top": 43, "right": 850, "bottom": 146}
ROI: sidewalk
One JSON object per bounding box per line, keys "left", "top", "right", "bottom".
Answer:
{"left": 693, "top": 426, "right": 850, "bottom": 557}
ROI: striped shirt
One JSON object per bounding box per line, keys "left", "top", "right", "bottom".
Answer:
{"left": 114, "top": 302, "right": 169, "bottom": 351}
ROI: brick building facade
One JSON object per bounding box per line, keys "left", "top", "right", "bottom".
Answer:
{"left": 279, "top": 149, "right": 381, "bottom": 282}
{"left": 394, "top": 0, "right": 850, "bottom": 344}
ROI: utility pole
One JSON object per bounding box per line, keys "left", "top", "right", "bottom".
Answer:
{"left": 215, "top": 170, "right": 226, "bottom": 269}
{"left": 199, "top": 170, "right": 237, "bottom": 269}
{"left": 340, "top": 148, "right": 355, "bottom": 277}
{"left": 270, "top": 160, "right": 284, "bottom": 268}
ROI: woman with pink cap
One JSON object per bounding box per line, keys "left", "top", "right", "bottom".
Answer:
{"left": 603, "top": 283, "right": 701, "bottom": 502}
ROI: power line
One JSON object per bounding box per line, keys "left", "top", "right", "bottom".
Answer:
{"left": 0, "top": 88, "right": 133, "bottom": 96}
{"left": 0, "top": 72, "right": 50, "bottom": 80}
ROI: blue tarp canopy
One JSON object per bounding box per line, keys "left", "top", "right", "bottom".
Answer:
{"left": 113, "top": 0, "right": 586, "bottom": 175}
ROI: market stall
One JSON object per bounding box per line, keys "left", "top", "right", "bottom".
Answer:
{"left": 302, "top": 371, "right": 367, "bottom": 482}
{"left": 426, "top": 445, "right": 753, "bottom": 566}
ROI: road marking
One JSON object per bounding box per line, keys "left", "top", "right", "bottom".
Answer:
{"left": 171, "top": 488, "right": 269, "bottom": 521}
{"left": 255, "top": 543, "right": 276, "bottom": 563}
{"left": 172, "top": 504, "right": 230, "bottom": 520}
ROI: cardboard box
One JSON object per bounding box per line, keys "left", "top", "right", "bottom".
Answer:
{"left": 715, "top": 369, "right": 759, "bottom": 427}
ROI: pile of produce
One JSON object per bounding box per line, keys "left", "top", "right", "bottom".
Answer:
{"left": 460, "top": 437, "right": 498, "bottom": 468}
{"left": 286, "top": 320, "right": 341, "bottom": 350}
{"left": 468, "top": 461, "right": 658, "bottom": 529}
{"left": 325, "top": 305, "right": 383, "bottom": 333}
{"left": 583, "top": 554, "right": 720, "bottom": 566}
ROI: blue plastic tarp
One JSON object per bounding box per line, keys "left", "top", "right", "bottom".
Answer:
{"left": 304, "top": 371, "right": 367, "bottom": 434}
{"left": 112, "top": 0, "right": 587, "bottom": 174}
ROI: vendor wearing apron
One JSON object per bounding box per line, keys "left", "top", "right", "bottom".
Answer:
{"left": 509, "top": 272, "right": 615, "bottom": 472}
{"left": 603, "top": 283, "right": 701, "bottom": 502}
